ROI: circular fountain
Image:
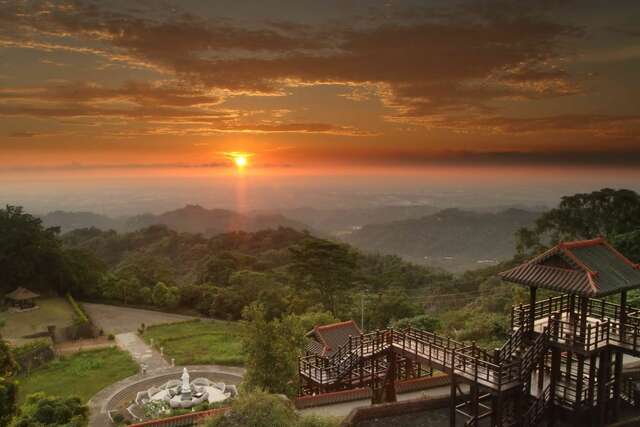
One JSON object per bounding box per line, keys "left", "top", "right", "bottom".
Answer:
{"left": 132, "top": 368, "right": 237, "bottom": 413}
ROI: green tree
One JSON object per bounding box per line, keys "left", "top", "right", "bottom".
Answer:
{"left": 206, "top": 390, "right": 339, "bottom": 427}
{"left": 0, "top": 336, "right": 16, "bottom": 378}
{"left": 0, "top": 335, "right": 18, "bottom": 426}
{"left": 198, "top": 252, "right": 240, "bottom": 286}
{"left": 392, "top": 314, "right": 441, "bottom": 332}
{"left": 0, "top": 205, "right": 68, "bottom": 294}
{"left": 10, "top": 393, "right": 88, "bottom": 427}
{"left": 242, "top": 304, "right": 305, "bottom": 397}
{"left": 116, "top": 253, "right": 175, "bottom": 289}
{"left": 516, "top": 188, "right": 640, "bottom": 254}
{"left": 366, "top": 288, "right": 422, "bottom": 330}
{"left": 297, "top": 311, "right": 338, "bottom": 332}
{"left": 289, "top": 238, "right": 356, "bottom": 316}
{"left": 0, "top": 379, "right": 17, "bottom": 426}
{"left": 611, "top": 230, "right": 640, "bottom": 263}
{"left": 151, "top": 282, "right": 180, "bottom": 309}
{"left": 228, "top": 271, "right": 288, "bottom": 320}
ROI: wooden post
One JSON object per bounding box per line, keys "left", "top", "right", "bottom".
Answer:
{"left": 384, "top": 350, "right": 397, "bottom": 403}
{"left": 493, "top": 393, "right": 503, "bottom": 427}
{"left": 537, "top": 350, "right": 545, "bottom": 395}
{"left": 579, "top": 297, "right": 588, "bottom": 349}
{"left": 620, "top": 291, "right": 628, "bottom": 341}
{"left": 529, "top": 286, "right": 537, "bottom": 336}
{"left": 470, "top": 382, "right": 479, "bottom": 426}
{"left": 450, "top": 350, "right": 457, "bottom": 427}
{"left": 548, "top": 347, "right": 561, "bottom": 427}
{"left": 612, "top": 350, "right": 623, "bottom": 421}
{"left": 597, "top": 349, "right": 611, "bottom": 425}
{"left": 588, "top": 353, "right": 597, "bottom": 408}
{"left": 575, "top": 354, "right": 585, "bottom": 411}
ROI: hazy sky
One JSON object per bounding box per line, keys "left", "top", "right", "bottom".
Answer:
{"left": 1, "top": 0, "right": 639, "bottom": 171}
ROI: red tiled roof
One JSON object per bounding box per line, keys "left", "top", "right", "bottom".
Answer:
{"left": 306, "top": 320, "right": 362, "bottom": 357}
{"left": 499, "top": 238, "right": 640, "bottom": 297}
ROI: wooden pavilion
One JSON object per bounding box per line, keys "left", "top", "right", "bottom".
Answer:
{"left": 5, "top": 287, "right": 40, "bottom": 309}
{"left": 499, "top": 237, "right": 640, "bottom": 426}
{"left": 298, "top": 238, "right": 640, "bottom": 426}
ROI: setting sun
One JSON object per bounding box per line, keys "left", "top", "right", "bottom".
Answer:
{"left": 224, "top": 151, "right": 253, "bottom": 170}
{"left": 234, "top": 155, "right": 247, "bottom": 168}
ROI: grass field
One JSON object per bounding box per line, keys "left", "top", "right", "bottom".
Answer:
{"left": 17, "top": 347, "right": 138, "bottom": 404}
{"left": 142, "top": 319, "right": 246, "bottom": 366}
{"left": 0, "top": 297, "right": 75, "bottom": 339}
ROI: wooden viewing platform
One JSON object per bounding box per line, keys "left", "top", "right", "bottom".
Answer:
{"left": 299, "top": 238, "right": 640, "bottom": 427}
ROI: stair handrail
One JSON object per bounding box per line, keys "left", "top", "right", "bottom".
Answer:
{"left": 521, "top": 384, "right": 552, "bottom": 427}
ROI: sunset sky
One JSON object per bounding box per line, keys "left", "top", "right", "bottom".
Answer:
{"left": 1, "top": 0, "right": 639, "bottom": 171}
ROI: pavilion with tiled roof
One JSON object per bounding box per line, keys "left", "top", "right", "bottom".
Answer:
{"left": 500, "top": 237, "right": 640, "bottom": 424}
{"left": 500, "top": 237, "right": 640, "bottom": 335}
{"left": 5, "top": 287, "right": 40, "bottom": 309}
{"left": 499, "top": 237, "right": 640, "bottom": 298}
{"left": 305, "top": 320, "right": 362, "bottom": 357}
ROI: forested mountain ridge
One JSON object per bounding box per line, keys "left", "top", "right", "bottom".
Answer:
{"left": 39, "top": 204, "right": 309, "bottom": 235}
{"left": 60, "top": 225, "right": 450, "bottom": 322}
{"left": 343, "top": 208, "right": 540, "bottom": 271}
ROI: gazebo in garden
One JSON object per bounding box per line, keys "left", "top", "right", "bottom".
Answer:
{"left": 5, "top": 287, "right": 40, "bottom": 309}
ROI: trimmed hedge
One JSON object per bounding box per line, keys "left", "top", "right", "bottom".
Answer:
{"left": 66, "top": 294, "right": 89, "bottom": 324}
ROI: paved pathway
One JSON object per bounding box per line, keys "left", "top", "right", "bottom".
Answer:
{"left": 300, "top": 384, "right": 464, "bottom": 418}
{"left": 115, "top": 332, "right": 169, "bottom": 371}
{"left": 82, "top": 303, "right": 197, "bottom": 335}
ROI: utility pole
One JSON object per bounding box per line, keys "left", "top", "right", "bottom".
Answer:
{"left": 361, "top": 293, "right": 364, "bottom": 330}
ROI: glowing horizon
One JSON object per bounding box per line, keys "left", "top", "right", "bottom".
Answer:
{"left": 0, "top": 1, "right": 638, "bottom": 173}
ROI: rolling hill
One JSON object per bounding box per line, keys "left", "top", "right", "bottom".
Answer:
{"left": 342, "top": 208, "right": 540, "bottom": 272}
{"left": 40, "top": 205, "right": 309, "bottom": 236}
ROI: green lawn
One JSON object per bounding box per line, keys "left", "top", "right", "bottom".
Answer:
{"left": 143, "top": 319, "right": 246, "bottom": 366}
{"left": 17, "top": 347, "right": 138, "bottom": 404}
{"left": 0, "top": 297, "right": 75, "bottom": 339}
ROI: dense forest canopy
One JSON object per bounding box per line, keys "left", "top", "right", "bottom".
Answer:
{"left": 516, "top": 188, "right": 640, "bottom": 258}
{"left": 2, "top": 188, "right": 639, "bottom": 348}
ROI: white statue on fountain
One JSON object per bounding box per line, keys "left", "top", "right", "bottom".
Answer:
{"left": 134, "top": 367, "right": 237, "bottom": 411}
{"left": 180, "top": 368, "right": 192, "bottom": 400}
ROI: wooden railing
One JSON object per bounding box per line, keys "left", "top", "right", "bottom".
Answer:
{"left": 301, "top": 326, "right": 543, "bottom": 392}
{"left": 521, "top": 385, "right": 552, "bottom": 427}
{"left": 512, "top": 294, "right": 640, "bottom": 353}
{"left": 513, "top": 295, "right": 640, "bottom": 329}
{"left": 496, "top": 327, "right": 524, "bottom": 362}
{"left": 512, "top": 295, "right": 571, "bottom": 329}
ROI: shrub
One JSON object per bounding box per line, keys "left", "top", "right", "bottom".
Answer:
{"left": 205, "top": 391, "right": 340, "bottom": 427}
{"left": 10, "top": 392, "right": 88, "bottom": 427}
{"left": 108, "top": 334, "right": 115, "bottom": 341}
{"left": 206, "top": 390, "right": 295, "bottom": 427}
